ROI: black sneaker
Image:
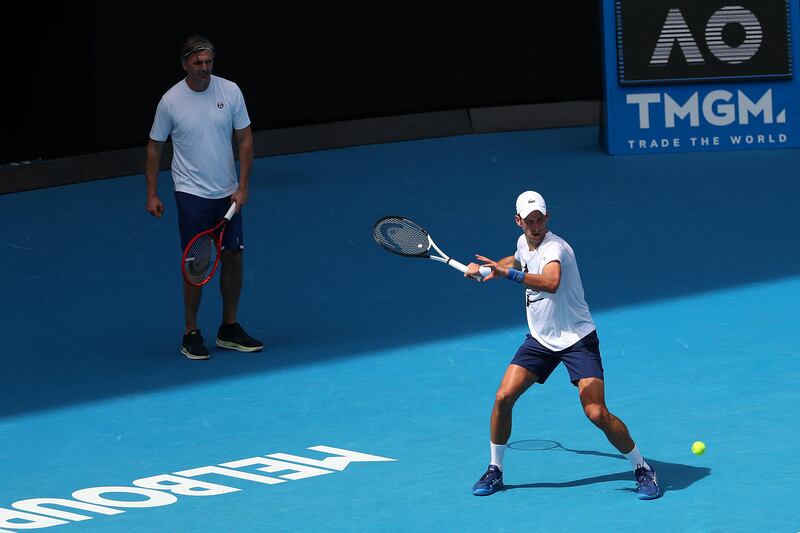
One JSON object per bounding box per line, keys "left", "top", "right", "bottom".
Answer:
{"left": 216, "top": 322, "right": 263, "bottom": 352}
{"left": 181, "top": 329, "right": 210, "bottom": 360}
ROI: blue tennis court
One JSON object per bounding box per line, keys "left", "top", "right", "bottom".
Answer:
{"left": 1, "top": 126, "right": 798, "bottom": 531}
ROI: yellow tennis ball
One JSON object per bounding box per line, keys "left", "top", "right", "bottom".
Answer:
{"left": 691, "top": 441, "right": 706, "bottom": 455}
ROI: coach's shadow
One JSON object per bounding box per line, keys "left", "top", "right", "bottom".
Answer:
{"left": 502, "top": 440, "right": 710, "bottom": 495}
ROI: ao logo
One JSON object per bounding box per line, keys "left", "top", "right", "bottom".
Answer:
{"left": 651, "top": 6, "right": 763, "bottom": 66}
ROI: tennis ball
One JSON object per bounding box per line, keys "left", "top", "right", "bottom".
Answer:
{"left": 691, "top": 441, "right": 706, "bottom": 456}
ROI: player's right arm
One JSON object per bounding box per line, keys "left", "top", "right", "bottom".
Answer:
{"left": 145, "top": 139, "right": 165, "bottom": 217}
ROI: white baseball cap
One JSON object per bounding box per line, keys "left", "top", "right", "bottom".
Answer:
{"left": 516, "top": 191, "right": 547, "bottom": 218}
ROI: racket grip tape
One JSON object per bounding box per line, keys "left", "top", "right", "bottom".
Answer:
{"left": 449, "top": 259, "right": 491, "bottom": 280}
{"left": 224, "top": 202, "right": 237, "bottom": 221}
{"left": 448, "top": 259, "right": 469, "bottom": 274}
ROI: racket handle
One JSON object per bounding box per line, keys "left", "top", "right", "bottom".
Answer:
{"left": 224, "top": 202, "right": 237, "bottom": 221}
{"left": 448, "top": 259, "right": 469, "bottom": 273}
{"left": 449, "top": 260, "right": 491, "bottom": 280}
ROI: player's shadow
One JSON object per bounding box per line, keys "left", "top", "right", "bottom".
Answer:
{"left": 503, "top": 440, "right": 710, "bottom": 495}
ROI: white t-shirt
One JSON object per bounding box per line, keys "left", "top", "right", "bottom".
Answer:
{"left": 149, "top": 75, "right": 251, "bottom": 199}
{"left": 514, "top": 231, "right": 596, "bottom": 351}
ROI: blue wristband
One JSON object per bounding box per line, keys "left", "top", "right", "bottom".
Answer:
{"left": 506, "top": 268, "right": 525, "bottom": 283}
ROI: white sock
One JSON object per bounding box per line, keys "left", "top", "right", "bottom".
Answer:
{"left": 490, "top": 442, "right": 506, "bottom": 471}
{"left": 624, "top": 445, "right": 650, "bottom": 471}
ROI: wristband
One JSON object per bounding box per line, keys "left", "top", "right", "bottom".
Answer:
{"left": 506, "top": 268, "right": 525, "bottom": 283}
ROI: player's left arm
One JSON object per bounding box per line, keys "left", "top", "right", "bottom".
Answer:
{"left": 467, "top": 255, "right": 516, "bottom": 280}
{"left": 232, "top": 125, "right": 254, "bottom": 210}
{"left": 521, "top": 260, "right": 561, "bottom": 293}
{"left": 478, "top": 254, "right": 561, "bottom": 292}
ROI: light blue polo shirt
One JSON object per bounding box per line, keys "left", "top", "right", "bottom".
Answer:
{"left": 150, "top": 75, "right": 250, "bottom": 199}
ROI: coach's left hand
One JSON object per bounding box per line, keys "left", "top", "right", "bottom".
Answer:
{"left": 231, "top": 187, "right": 249, "bottom": 212}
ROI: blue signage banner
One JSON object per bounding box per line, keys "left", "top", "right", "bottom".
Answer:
{"left": 601, "top": 0, "right": 800, "bottom": 154}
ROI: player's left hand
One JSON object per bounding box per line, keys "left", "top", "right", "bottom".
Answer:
{"left": 475, "top": 254, "right": 502, "bottom": 281}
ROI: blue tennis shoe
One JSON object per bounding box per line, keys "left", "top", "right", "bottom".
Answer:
{"left": 472, "top": 465, "right": 504, "bottom": 496}
{"left": 635, "top": 466, "right": 662, "bottom": 500}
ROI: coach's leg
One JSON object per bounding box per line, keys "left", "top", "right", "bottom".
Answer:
{"left": 220, "top": 250, "right": 243, "bottom": 325}
{"left": 491, "top": 364, "right": 539, "bottom": 445}
{"left": 577, "top": 377, "right": 635, "bottom": 453}
{"left": 183, "top": 280, "right": 202, "bottom": 333}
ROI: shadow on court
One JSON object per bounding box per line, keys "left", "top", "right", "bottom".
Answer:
{"left": 504, "top": 440, "right": 711, "bottom": 494}
{"left": 1, "top": 127, "right": 799, "bottom": 418}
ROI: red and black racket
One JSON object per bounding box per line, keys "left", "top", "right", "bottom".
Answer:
{"left": 181, "top": 202, "right": 237, "bottom": 286}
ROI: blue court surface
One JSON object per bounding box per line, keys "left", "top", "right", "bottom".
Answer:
{"left": 1, "top": 126, "right": 799, "bottom": 532}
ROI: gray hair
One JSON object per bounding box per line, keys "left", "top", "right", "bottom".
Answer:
{"left": 181, "top": 35, "right": 215, "bottom": 62}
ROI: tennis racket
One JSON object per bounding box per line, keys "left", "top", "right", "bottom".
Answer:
{"left": 372, "top": 216, "right": 491, "bottom": 280}
{"left": 181, "top": 202, "right": 237, "bottom": 287}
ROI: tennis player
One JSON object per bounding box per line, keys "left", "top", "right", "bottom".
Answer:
{"left": 144, "top": 35, "right": 262, "bottom": 360}
{"left": 465, "top": 191, "right": 661, "bottom": 500}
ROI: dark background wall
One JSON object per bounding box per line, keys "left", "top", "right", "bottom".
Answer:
{"left": 2, "top": 3, "right": 601, "bottom": 165}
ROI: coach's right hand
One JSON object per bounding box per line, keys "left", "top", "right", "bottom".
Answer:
{"left": 146, "top": 195, "right": 164, "bottom": 217}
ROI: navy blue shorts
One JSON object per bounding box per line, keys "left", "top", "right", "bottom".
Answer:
{"left": 175, "top": 192, "right": 244, "bottom": 252}
{"left": 510, "top": 330, "right": 604, "bottom": 386}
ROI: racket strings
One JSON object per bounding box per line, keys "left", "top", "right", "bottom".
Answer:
{"left": 184, "top": 234, "right": 218, "bottom": 284}
{"left": 373, "top": 217, "right": 429, "bottom": 256}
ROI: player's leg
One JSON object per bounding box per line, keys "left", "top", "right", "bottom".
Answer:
{"left": 563, "top": 330, "right": 661, "bottom": 499}
{"left": 473, "top": 364, "right": 537, "bottom": 497}
{"left": 572, "top": 349, "right": 662, "bottom": 501}
{"left": 559, "top": 331, "right": 633, "bottom": 451}
{"left": 491, "top": 364, "right": 539, "bottom": 445}
{"left": 577, "top": 377, "right": 661, "bottom": 499}
{"left": 577, "top": 377, "right": 634, "bottom": 453}
{"left": 473, "top": 334, "right": 559, "bottom": 497}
